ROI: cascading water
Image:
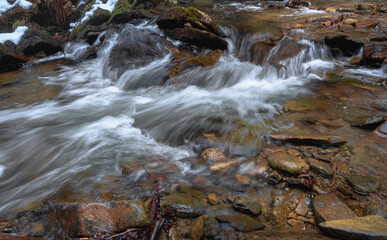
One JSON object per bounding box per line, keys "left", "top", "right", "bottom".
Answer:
{"left": 0, "top": 22, "right": 334, "bottom": 218}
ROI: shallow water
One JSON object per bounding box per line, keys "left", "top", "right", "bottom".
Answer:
{"left": 0, "top": 2, "right": 386, "bottom": 219}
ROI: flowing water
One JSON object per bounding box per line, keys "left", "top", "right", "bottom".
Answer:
{"left": 0, "top": 6, "right": 385, "bottom": 219}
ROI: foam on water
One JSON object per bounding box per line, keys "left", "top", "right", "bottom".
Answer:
{"left": 281, "top": 7, "right": 325, "bottom": 16}
{"left": 0, "top": 165, "right": 4, "bottom": 178}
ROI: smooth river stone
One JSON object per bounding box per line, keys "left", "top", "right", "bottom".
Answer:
{"left": 319, "top": 215, "right": 387, "bottom": 240}
{"left": 308, "top": 158, "right": 334, "bottom": 176}
{"left": 267, "top": 151, "right": 309, "bottom": 175}
{"left": 347, "top": 175, "right": 380, "bottom": 194}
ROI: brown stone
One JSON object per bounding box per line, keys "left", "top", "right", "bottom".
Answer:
{"left": 288, "top": 219, "right": 305, "bottom": 229}
{"left": 208, "top": 193, "right": 219, "bottom": 205}
{"left": 267, "top": 151, "right": 309, "bottom": 175}
{"left": 364, "top": 42, "right": 387, "bottom": 67}
{"left": 270, "top": 134, "right": 347, "bottom": 146}
{"left": 313, "top": 194, "right": 356, "bottom": 224}
{"left": 295, "top": 200, "right": 310, "bottom": 216}
{"left": 210, "top": 159, "right": 239, "bottom": 172}
{"left": 191, "top": 216, "right": 204, "bottom": 240}
{"left": 288, "top": 212, "right": 298, "bottom": 219}
{"left": 235, "top": 174, "right": 251, "bottom": 185}
{"left": 200, "top": 148, "right": 226, "bottom": 162}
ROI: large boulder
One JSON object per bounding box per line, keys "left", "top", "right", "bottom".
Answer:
{"left": 0, "top": 43, "right": 27, "bottom": 71}
{"left": 49, "top": 201, "right": 150, "bottom": 237}
{"left": 157, "top": 6, "right": 227, "bottom": 50}
{"left": 16, "top": 26, "right": 62, "bottom": 57}
{"left": 164, "top": 27, "right": 228, "bottom": 50}
{"left": 157, "top": 6, "right": 222, "bottom": 36}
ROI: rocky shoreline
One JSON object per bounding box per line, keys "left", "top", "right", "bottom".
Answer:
{"left": 0, "top": 0, "right": 386, "bottom": 239}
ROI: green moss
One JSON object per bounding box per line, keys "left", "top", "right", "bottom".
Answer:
{"left": 106, "top": 0, "right": 132, "bottom": 24}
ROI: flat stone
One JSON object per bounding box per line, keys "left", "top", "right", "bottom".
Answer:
{"left": 313, "top": 194, "right": 356, "bottom": 224}
{"left": 319, "top": 215, "right": 387, "bottom": 240}
{"left": 191, "top": 216, "right": 204, "bottom": 240}
{"left": 295, "top": 200, "right": 310, "bottom": 217}
{"left": 308, "top": 158, "right": 334, "bottom": 176}
{"left": 161, "top": 193, "right": 204, "bottom": 218}
{"left": 288, "top": 219, "right": 305, "bottom": 229}
{"left": 232, "top": 195, "right": 262, "bottom": 216}
{"left": 363, "top": 205, "right": 387, "bottom": 219}
{"left": 216, "top": 213, "right": 263, "bottom": 232}
{"left": 267, "top": 151, "right": 309, "bottom": 175}
{"left": 270, "top": 134, "right": 347, "bottom": 146}
{"left": 347, "top": 175, "right": 380, "bottom": 194}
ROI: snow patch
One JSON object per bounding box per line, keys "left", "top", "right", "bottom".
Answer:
{"left": 0, "top": 0, "right": 32, "bottom": 15}
{"left": 0, "top": 26, "right": 28, "bottom": 45}
{"left": 78, "top": 0, "right": 118, "bottom": 25}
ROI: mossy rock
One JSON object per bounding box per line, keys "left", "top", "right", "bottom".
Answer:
{"left": 157, "top": 6, "right": 222, "bottom": 36}
{"left": 88, "top": 7, "right": 111, "bottom": 25}
{"left": 0, "top": 6, "right": 31, "bottom": 33}
{"left": 106, "top": 0, "right": 132, "bottom": 24}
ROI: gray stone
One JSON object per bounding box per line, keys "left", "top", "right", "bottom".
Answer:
{"left": 347, "top": 175, "right": 380, "bottom": 194}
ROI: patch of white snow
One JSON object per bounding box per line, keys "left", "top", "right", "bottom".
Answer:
{"left": 0, "top": 26, "right": 28, "bottom": 45}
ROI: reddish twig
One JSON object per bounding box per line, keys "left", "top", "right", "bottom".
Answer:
{"left": 329, "top": 161, "right": 337, "bottom": 187}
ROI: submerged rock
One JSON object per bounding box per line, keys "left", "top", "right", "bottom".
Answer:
{"left": 319, "top": 215, "right": 387, "bottom": 240}
{"left": 313, "top": 194, "right": 356, "bottom": 224}
{"left": 267, "top": 151, "right": 309, "bottom": 175}
{"left": 216, "top": 213, "right": 263, "bottom": 232}
{"left": 363, "top": 205, "right": 387, "bottom": 219}
{"left": 270, "top": 134, "right": 347, "bottom": 146}
{"left": 347, "top": 175, "right": 380, "bottom": 194}
{"left": 232, "top": 195, "right": 262, "bottom": 216}
{"left": 324, "top": 34, "right": 363, "bottom": 57}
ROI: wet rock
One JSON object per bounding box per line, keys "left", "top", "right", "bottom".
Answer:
{"left": 200, "top": 148, "right": 226, "bottom": 162}
{"left": 267, "top": 151, "right": 309, "bottom": 175}
{"left": 168, "top": 226, "right": 182, "bottom": 240}
{"left": 350, "top": 57, "right": 363, "bottom": 65}
{"left": 232, "top": 195, "right": 262, "bottom": 216}
{"left": 307, "top": 158, "right": 334, "bottom": 176}
{"left": 216, "top": 213, "right": 263, "bottom": 232}
{"left": 0, "top": 6, "right": 32, "bottom": 33}
{"left": 88, "top": 8, "right": 111, "bottom": 25}
{"left": 351, "top": 114, "right": 386, "bottom": 129}
{"left": 157, "top": 6, "right": 222, "bottom": 36}
{"left": 363, "top": 42, "right": 387, "bottom": 67}
{"left": 363, "top": 205, "right": 387, "bottom": 219}
{"left": 69, "top": 22, "right": 108, "bottom": 42}
{"left": 269, "top": 189, "right": 309, "bottom": 226}
{"left": 164, "top": 27, "right": 228, "bottom": 50}
{"left": 324, "top": 34, "right": 363, "bottom": 57}
{"left": 357, "top": 3, "right": 374, "bottom": 11}
{"left": 210, "top": 159, "right": 239, "bottom": 172}
{"left": 0, "top": 44, "right": 27, "bottom": 71}
{"left": 313, "top": 194, "right": 356, "bottom": 224}
{"left": 319, "top": 215, "right": 387, "bottom": 240}
{"left": 16, "top": 26, "right": 62, "bottom": 57}
{"left": 208, "top": 193, "right": 219, "bottom": 205}
{"left": 285, "top": 0, "right": 310, "bottom": 8}
{"left": 249, "top": 41, "right": 275, "bottom": 66}
{"left": 203, "top": 216, "right": 220, "bottom": 237}
{"left": 50, "top": 201, "right": 149, "bottom": 237}
{"left": 160, "top": 193, "right": 204, "bottom": 218}
{"left": 191, "top": 216, "right": 204, "bottom": 240}
{"left": 288, "top": 219, "right": 304, "bottom": 229}
{"left": 237, "top": 230, "right": 334, "bottom": 239}
{"left": 347, "top": 175, "right": 380, "bottom": 194}
{"left": 186, "top": 49, "right": 223, "bottom": 68}
{"left": 342, "top": 18, "right": 356, "bottom": 27}
{"left": 265, "top": 37, "right": 309, "bottom": 65}
{"left": 294, "top": 199, "right": 310, "bottom": 217}
{"left": 268, "top": 170, "right": 283, "bottom": 184}
{"left": 235, "top": 174, "right": 251, "bottom": 185}
{"left": 270, "top": 134, "right": 347, "bottom": 146}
